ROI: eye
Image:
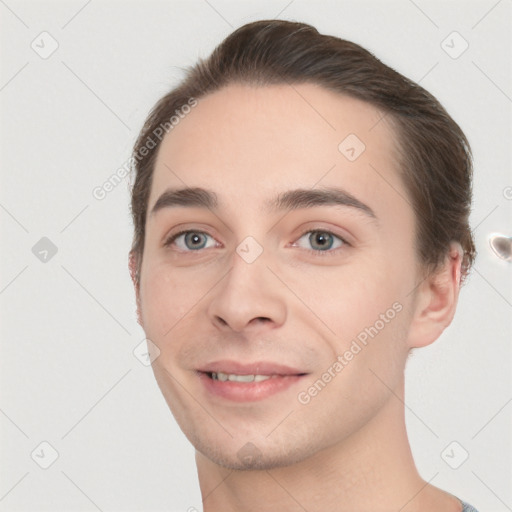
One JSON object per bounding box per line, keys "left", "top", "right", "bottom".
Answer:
{"left": 164, "top": 230, "right": 218, "bottom": 251}
{"left": 292, "top": 229, "right": 348, "bottom": 256}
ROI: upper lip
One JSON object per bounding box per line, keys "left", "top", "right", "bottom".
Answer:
{"left": 197, "top": 360, "right": 307, "bottom": 376}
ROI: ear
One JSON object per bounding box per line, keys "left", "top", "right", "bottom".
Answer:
{"left": 128, "top": 251, "right": 143, "bottom": 327}
{"left": 407, "top": 242, "right": 463, "bottom": 349}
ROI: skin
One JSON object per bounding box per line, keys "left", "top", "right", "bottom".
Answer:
{"left": 129, "top": 83, "right": 464, "bottom": 511}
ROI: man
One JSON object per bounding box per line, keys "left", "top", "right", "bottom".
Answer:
{"left": 128, "top": 20, "right": 479, "bottom": 511}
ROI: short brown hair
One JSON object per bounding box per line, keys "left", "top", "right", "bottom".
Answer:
{"left": 129, "top": 19, "right": 475, "bottom": 284}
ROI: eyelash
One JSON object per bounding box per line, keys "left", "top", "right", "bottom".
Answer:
{"left": 163, "top": 229, "right": 349, "bottom": 257}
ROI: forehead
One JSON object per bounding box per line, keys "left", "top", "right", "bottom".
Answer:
{"left": 149, "top": 83, "right": 403, "bottom": 216}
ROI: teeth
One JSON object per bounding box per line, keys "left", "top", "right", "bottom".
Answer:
{"left": 211, "top": 372, "right": 272, "bottom": 383}
{"left": 229, "top": 374, "right": 254, "bottom": 382}
{"left": 254, "top": 375, "right": 271, "bottom": 382}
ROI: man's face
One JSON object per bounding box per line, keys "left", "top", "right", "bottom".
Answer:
{"left": 137, "top": 83, "right": 420, "bottom": 469}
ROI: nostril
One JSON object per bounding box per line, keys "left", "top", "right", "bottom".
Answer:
{"left": 215, "top": 316, "right": 228, "bottom": 326}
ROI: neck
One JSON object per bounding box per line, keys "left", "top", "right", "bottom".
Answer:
{"left": 195, "top": 376, "right": 442, "bottom": 512}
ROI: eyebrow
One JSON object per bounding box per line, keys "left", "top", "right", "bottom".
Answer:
{"left": 150, "top": 186, "right": 377, "bottom": 221}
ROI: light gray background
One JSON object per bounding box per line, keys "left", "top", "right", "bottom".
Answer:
{"left": 1, "top": 0, "right": 511, "bottom": 510}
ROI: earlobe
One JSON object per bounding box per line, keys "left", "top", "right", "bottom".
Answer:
{"left": 128, "top": 251, "right": 143, "bottom": 327}
{"left": 407, "top": 243, "right": 463, "bottom": 349}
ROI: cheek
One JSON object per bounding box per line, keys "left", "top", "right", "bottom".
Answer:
{"left": 288, "top": 253, "right": 413, "bottom": 381}
{"left": 288, "top": 256, "right": 402, "bottom": 341}
{"left": 139, "top": 264, "right": 204, "bottom": 339}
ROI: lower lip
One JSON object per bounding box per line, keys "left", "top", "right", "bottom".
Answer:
{"left": 198, "top": 372, "right": 305, "bottom": 402}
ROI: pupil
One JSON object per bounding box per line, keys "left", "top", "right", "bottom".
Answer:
{"left": 186, "top": 233, "right": 204, "bottom": 249}
{"left": 312, "top": 232, "right": 332, "bottom": 250}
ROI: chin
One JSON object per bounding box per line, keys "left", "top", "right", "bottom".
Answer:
{"left": 197, "top": 443, "right": 310, "bottom": 471}
{"left": 190, "top": 427, "right": 326, "bottom": 471}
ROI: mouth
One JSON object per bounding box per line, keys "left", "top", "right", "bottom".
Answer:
{"left": 197, "top": 361, "right": 308, "bottom": 402}
{"left": 208, "top": 372, "right": 276, "bottom": 383}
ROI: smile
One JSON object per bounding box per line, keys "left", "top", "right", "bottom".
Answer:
{"left": 197, "top": 362, "right": 308, "bottom": 402}
{"left": 209, "top": 372, "right": 273, "bottom": 382}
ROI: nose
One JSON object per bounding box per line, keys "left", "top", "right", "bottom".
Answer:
{"left": 207, "top": 251, "right": 287, "bottom": 333}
